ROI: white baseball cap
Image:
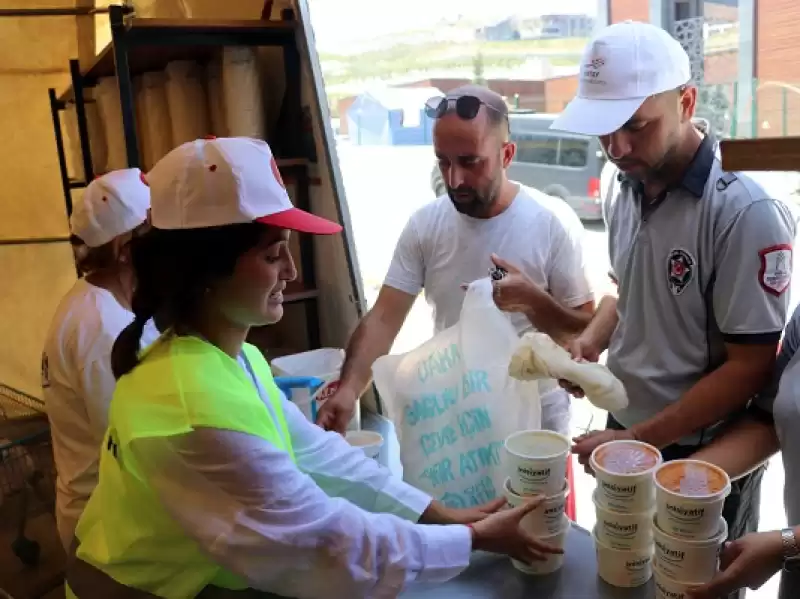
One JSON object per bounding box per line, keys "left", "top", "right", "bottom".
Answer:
{"left": 551, "top": 21, "right": 692, "bottom": 136}
{"left": 146, "top": 136, "right": 342, "bottom": 235}
{"left": 70, "top": 168, "right": 151, "bottom": 248}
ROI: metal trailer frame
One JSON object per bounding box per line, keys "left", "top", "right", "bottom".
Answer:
{"left": 44, "top": 2, "right": 370, "bottom": 354}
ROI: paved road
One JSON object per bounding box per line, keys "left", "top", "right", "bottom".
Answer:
{"left": 338, "top": 144, "right": 798, "bottom": 597}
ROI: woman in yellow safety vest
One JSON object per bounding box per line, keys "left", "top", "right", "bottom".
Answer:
{"left": 66, "top": 137, "right": 559, "bottom": 599}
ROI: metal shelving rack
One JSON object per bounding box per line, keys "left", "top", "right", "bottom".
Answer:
{"left": 47, "top": 4, "right": 323, "bottom": 348}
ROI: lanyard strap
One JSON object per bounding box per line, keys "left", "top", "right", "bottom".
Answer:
{"left": 239, "top": 353, "right": 291, "bottom": 453}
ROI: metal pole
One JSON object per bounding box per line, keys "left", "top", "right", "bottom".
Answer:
{"left": 782, "top": 87, "right": 788, "bottom": 137}
{"left": 751, "top": 78, "right": 758, "bottom": 138}
{"left": 48, "top": 88, "right": 72, "bottom": 218}
{"left": 70, "top": 59, "right": 94, "bottom": 182}
{"left": 109, "top": 4, "right": 140, "bottom": 169}
{"left": 0, "top": 237, "right": 71, "bottom": 246}
{"left": 0, "top": 6, "right": 131, "bottom": 17}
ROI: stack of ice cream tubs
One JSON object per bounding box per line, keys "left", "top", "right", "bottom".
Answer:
{"left": 590, "top": 440, "right": 663, "bottom": 588}
{"left": 652, "top": 459, "right": 732, "bottom": 598}
{"left": 502, "top": 430, "right": 574, "bottom": 575}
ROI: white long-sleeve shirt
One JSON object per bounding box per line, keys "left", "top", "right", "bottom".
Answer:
{"left": 129, "top": 387, "right": 473, "bottom": 598}
{"left": 41, "top": 278, "right": 159, "bottom": 550}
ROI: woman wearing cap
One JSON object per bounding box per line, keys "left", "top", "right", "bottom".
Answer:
{"left": 686, "top": 304, "right": 800, "bottom": 599}
{"left": 42, "top": 169, "right": 159, "bottom": 551}
{"left": 66, "top": 137, "right": 559, "bottom": 599}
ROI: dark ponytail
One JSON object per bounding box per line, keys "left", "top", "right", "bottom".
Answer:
{"left": 110, "top": 223, "right": 267, "bottom": 379}
{"left": 111, "top": 317, "right": 150, "bottom": 379}
{"left": 111, "top": 232, "right": 162, "bottom": 379}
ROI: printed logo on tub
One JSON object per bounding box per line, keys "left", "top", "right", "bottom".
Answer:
{"left": 656, "top": 580, "right": 686, "bottom": 599}
{"left": 655, "top": 540, "right": 685, "bottom": 562}
{"left": 625, "top": 557, "right": 650, "bottom": 570}
{"left": 603, "top": 520, "right": 638, "bottom": 535}
{"left": 600, "top": 480, "right": 637, "bottom": 497}
{"left": 518, "top": 466, "right": 551, "bottom": 481}
{"left": 666, "top": 503, "right": 705, "bottom": 520}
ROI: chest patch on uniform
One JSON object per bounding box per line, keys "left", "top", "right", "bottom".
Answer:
{"left": 758, "top": 244, "right": 792, "bottom": 296}
{"left": 667, "top": 248, "right": 695, "bottom": 296}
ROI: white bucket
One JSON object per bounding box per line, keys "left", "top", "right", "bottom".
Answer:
{"left": 653, "top": 514, "right": 727, "bottom": 583}
{"left": 590, "top": 440, "right": 662, "bottom": 513}
{"left": 654, "top": 459, "right": 731, "bottom": 540}
{"left": 512, "top": 518, "right": 570, "bottom": 575}
{"left": 504, "top": 430, "right": 570, "bottom": 496}
{"left": 504, "top": 477, "right": 569, "bottom": 536}
{"left": 593, "top": 490, "right": 654, "bottom": 550}
{"left": 278, "top": 382, "right": 321, "bottom": 424}
{"left": 654, "top": 567, "right": 702, "bottom": 599}
{"left": 593, "top": 527, "right": 653, "bottom": 588}
{"left": 272, "top": 349, "right": 361, "bottom": 430}
{"left": 345, "top": 430, "right": 383, "bottom": 459}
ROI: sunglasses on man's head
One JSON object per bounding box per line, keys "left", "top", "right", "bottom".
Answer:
{"left": 425, "top": 95, "right": 505, "bottom": 121}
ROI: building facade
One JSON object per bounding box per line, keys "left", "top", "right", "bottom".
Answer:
{"left": 596, "top": 0, "right": 800, "bottom": 137}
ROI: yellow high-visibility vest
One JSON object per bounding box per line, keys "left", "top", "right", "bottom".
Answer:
{"left": 70, "top": 335, "right": 295, "bottom": 598}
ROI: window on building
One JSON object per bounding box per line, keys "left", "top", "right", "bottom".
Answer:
{"left": 675, "top": 0, "right": 692, "bottom": 21}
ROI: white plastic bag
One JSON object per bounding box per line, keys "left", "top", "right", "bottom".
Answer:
{"left": 165, "top": 60, "right": 212, "bottom": 145}
{"left": 221, "top": 46, "right": 265, "bottom": 139}
{"left": 372, "top": 279, "right": 541, "bottom": 508}
{"left": 95, "top": 77, "right": 127, "bottom": 171}
{"left": 205, "top": 55, "right": 229, "bottom": 137}
{"left": 134, "top": 71, "right": 174, "bottom": 171}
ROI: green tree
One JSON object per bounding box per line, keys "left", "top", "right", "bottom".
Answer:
{"left": 696, "top": 84, "right": 731, "bottom": 138}
{"left": 473, "top": 51, "right": 486, "bottom": 85}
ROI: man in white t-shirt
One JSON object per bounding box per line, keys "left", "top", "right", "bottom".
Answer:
{"left": 318, "top": 86, "right": 595, "bottom": 510}
{"left": 42, "top": 169, "right": 159, "bottom": 550}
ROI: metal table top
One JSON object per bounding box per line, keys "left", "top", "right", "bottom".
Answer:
{"left": 401, "top": 526, "right": 653, "bottom": 598}
{"left": 361, "top": 411, "right": 653, "bottom": 598}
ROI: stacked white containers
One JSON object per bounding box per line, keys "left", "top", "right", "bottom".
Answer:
{"left": 591, "top": 440, "right": 663, "bottom": 588}
{"left": 652, "top": 459, "right": 732, "bottom": 598}
{"left": 502, "top": 430, "right": 574, "bottom": 576}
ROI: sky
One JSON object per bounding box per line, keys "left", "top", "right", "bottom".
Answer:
{"left": 308, "top": 0, "right": 598, "bottom": 51}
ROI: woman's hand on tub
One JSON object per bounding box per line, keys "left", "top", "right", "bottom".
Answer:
{"left": 471, "top": 496, "right": 563, "bottom": 563}
{"left": 420, "top": 497, "right": 506, "bottom": 525}
{"left": 686, "top": 531, "right": 784, "bottom": 599}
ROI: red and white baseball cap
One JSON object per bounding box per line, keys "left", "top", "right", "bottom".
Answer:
{"left": 146, "top": 137, "right": 342, "bottom": 235}
{"left": 70, "top": 168, "right": 151, "bottom": 248}
{"left": 551, "top": 21, "right": 692, "bottom": 136}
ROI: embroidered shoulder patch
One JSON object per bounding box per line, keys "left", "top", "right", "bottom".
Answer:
{"left": 759, "top": 245, "right": 792, "bottom": 296}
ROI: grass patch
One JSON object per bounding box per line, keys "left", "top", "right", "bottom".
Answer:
{"left": 319, "top": 37, "right": 586, "bottom": 88}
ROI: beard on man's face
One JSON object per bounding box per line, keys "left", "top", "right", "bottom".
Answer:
{"left": 448, "top": 186, "right": 488, "bottom": 217}
{"left": 447, "top": 182, "right": 499, "bottom": 218}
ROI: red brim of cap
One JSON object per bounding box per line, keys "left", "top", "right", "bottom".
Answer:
{"left": 255, "top": 207, "right": 343, "bottom": 235}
